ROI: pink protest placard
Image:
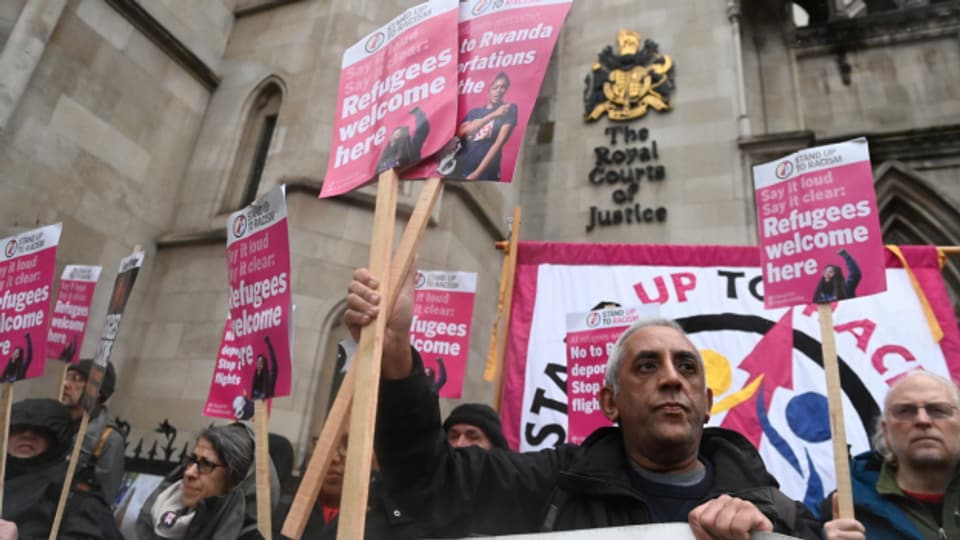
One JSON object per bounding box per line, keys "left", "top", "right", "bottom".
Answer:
{"left": 205, "top": 317, "right": 255, "bottom": 420}
{"left": 46, "top": 264, "right": 101, "bottom": 364}
{"left": 409, "top": 270, "right": 477, "bottom": 398}
{"left": 320, "top": 0, "right": 459, "bottom": 198}
{"left": 406, "top": 0, "right": 572, "bottom": 182}
{"left": 0, "top": 223, "right": 61, "bottom": 383}
{"left": 226, "top": 184, "right": 292, "bottom": 401}
{"left": 753, "top": 138, "right": 886, "bottom": 310}
{"left": 566, "top": 306, "right": 650, "bottom": 444}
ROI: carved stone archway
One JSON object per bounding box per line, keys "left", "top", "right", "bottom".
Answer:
{"left": 875, "top": 161, "right": 960, "bottom": 316}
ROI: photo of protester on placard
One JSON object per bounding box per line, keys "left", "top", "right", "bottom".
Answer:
{"left": 812, "top": 248, "right": 862, "bottom": 303}
{"left": 251, "top": 334, "right": 278, "bottom": 400}
{"left": 447, "top": 72, "right": 518, "bottom": 181}
{"left": 1, "top": 333, "right": 32, "bottom": 382}
{"left": 376, "top": 106, "right": 431, "bottom": 173}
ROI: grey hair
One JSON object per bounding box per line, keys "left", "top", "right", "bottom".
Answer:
{"left": 871, "top": 370, "right": 960, "bottom": 464}
{"left": 197, "top": 423, "right": 254, "bottom": 487}
{"left": 602, "top": 317, "right": 700, "bottom": 394}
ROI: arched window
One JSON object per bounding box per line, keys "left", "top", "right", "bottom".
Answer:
{"left": 875, "top": 161, "right": 960, "bottom": 316}
{"left": 221, "top": 81, "right": 283, "bottom": 213}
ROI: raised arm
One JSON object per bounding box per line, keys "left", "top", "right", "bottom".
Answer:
{"left": 343, "top": 267, "right": 571, "bottom": 535}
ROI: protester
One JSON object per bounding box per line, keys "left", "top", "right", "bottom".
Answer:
{"left": 60, "top": 358, "right": 125, "bottom": 503}
{"left": 820, "top": 371, "right": 960, "bottom": 540}
{"left": 443, "top": 403, "right": 509, "bottom": 450}
{"left": 135, "top": 422, "right": 279, "bottom": 540}
{"left": 2, "top": 398, "right": 123, "bottom": 540}
{"left": 344, "top": 266, "right": 821, "bottom": 539}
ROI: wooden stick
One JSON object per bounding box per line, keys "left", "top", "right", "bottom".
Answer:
{"left": 492, "top": 207, "right": 522, "bottom": 413}
{"left": 0, "top": 382, "right": 13, "bottom": 514}
{"left": 49, "top": 410, "right": 89, "bottom": 540}
{"left": 254, "top": 400, "right": 272, "bottom": 537}
{"left": 818, "top": 305, "right": 854, "bottom": 519}
{"left": 337, "top": 170, "right": 398, "bottom": 540}
{"left": 57, "top": 362, "right": 69, "bottom": 400}
{"left": 281, "top": 177, "right": 442, "bottom": 539}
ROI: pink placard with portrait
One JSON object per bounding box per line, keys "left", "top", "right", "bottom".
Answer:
{"left": 225, "top": 185, "right": 292, "bottom": 403}
{"left": 405, "top": 0, "right": 572, "bottom": 182}
{"left": 753, "top": 138, "right": 887, "bottom": 310}
{"left": 46, "top": 264, "right": 101, "bottom": 364}
{"left": 410, "top": 270, "right": 477, "bottom": 398}
{"left": 0, "top": 223, "right": 61, "bottom": 382}
{"left": 320, "top": 0, "right": 459, "bottom": 197}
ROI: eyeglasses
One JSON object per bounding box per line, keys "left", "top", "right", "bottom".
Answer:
{"left": 183, "top": 454, "right": 226, "bottom": 475}
{"left": 888, "top": 402, "right": 959, "bottom": 421}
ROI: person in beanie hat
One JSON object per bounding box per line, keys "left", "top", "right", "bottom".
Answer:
{"left": 135, "top": 422, "right": 279, "bottom": 540}
{"left": 3, "top": 398, "right": 123, "bottom": 539}
{"left": 61, "top": 358, "right": 125, "bottom": 503}
{"left": 443, "top": 403, "right": 509, "bottom": 450}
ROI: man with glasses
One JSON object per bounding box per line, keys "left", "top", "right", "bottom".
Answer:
{"left": 821, "top": 371, "right": 960, "bottom": 540}
{"left": 61, "top": 358, "right": 126, "bottom": 503}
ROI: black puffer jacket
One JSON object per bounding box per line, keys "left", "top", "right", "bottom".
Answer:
{"left": 3, "top": 398, "right": 123, "bottom": 540}
{"left": 370, "top": 352, "right": 822, "bottom": 539}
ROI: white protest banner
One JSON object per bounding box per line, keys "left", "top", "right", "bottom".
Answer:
{"left": 501, "top": 243, "right": 959, "bottom": 509}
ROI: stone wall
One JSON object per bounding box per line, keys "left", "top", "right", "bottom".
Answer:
{"left": 516, "top": 0, "right": 750, "bottom": 245}
{"left": 1, "top": 0, "right": 211, "bottom": 401}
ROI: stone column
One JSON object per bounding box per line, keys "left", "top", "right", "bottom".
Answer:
{"left": 0, "top": 0, "right": 68, "bottom": 130}
{"left": 728, "top": 0, "right": 751, "bottom": 138}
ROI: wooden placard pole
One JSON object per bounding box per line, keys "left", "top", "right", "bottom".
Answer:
{"left": 491, "top": 207, "right": 522, "bottom": 413}
{"left": 254, "top": 400, "right": 272, "bottom": 537}
{"left": 336, "top": 169, "right": 398, "bottom": 540}
{"left": 281, "top": 177, "right": 442, "bottom": 539}
{"left": 50, "top": 245, "right": 142, "bottom": 539}
{"left": 818, "top": 304, "right": 854, "bottom": 519}
{"left": 57, "top": 362, "right": 70, "bottom": 400}
{"left": 0, "top": 382, "right": 13, "bottom": 514}
{"left": 49, "top": 409, "right": 89, "bottom": 540}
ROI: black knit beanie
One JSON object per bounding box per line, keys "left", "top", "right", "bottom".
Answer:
{"left": 442, "top": 403, "right": 509, "bottom": 450}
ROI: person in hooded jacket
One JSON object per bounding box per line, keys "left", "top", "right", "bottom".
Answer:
{"left": 2, "top": 398, "right": 123, "bottom": 540}
{"left": 136, "top": 422, "right": 279, "bottom": 540}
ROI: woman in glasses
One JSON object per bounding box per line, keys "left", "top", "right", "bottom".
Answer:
{"left": 136, "top": 423, "right": 278, "bottom": 540}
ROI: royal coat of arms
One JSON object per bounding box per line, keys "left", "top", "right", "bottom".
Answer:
{"left": 584, "top": 30, "right": 675, "bottom": 122}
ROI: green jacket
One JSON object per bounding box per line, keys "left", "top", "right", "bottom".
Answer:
{"left": 874, "top": 459, "right": 960, "bottom": 540}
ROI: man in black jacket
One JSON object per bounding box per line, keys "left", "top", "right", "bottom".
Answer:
{"left": 3, "top": 398, "right": 123, "bottom": 540}
{"left": 344, "top": 267, "right": 822, "bottom": 540}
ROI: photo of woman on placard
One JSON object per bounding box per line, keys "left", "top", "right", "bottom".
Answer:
{"left": 1, "top": 333, "right": 32, "bottom": 382}
{"left": 377, "top": 106, "right": 430, "bottom": 173}
{"left": 251, "top": 334, "right": 278, "bottom": 400}
{"left": 449, "top": 71, "right": 518, "bottom": 181}
{"left": 813, "top": 248, "right": 862, "bottom": 303}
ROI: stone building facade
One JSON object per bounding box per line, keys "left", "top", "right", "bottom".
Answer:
{"left": 2, "top": 0, "right": 958, "bottom": 465}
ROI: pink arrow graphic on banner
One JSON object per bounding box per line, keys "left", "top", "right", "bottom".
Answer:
{"left": 720, "top": 309, "right": 795, "bottom": 447}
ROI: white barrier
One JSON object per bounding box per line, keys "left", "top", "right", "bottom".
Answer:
{"left": 458, "top": 523, "right": 801, "bottom": 539}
